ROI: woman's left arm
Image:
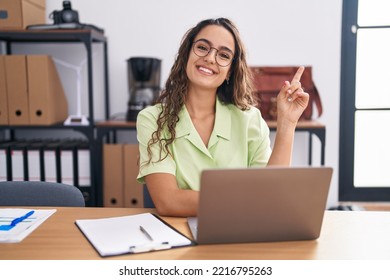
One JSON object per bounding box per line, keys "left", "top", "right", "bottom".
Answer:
{"left": 267, "top": 66, "right": 310, "bottom": 166}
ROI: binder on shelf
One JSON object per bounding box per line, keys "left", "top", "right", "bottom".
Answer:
{"left": 10, "top": 141, "right": 28, "bottom": 181}
{"left": 123, "top": 144, "right": 143, "bottom": 207}
{"left": 0, "top": 56, "right": 9, "bottom": 125}
{"left": 76, "top": 141, "right": 91, "bottom": 188}
{"left": 72, "top": 140, "right": 92, "bottom": 206}
{"left": 59, "top": 140, "right": 77, "bottom": 186}
{"left": 43, "top": 140, "right": 61, "bottom": 183}
{"left": 0, "top": 141, "right": 12, "bottom": 182}
{"left": 27, "top": 55, "right": 68, "bottom": 125}
{"left": 26, "top": 140, "right": 45, "bottom": 182}
{"left": 103, "top": 144, "right": 124, "bottom": 207}
{"left": 0, "top": 143, "right": 7, "bottom": 181}
{"left": 5, "top": 55, "right": 29, "bottom": 125}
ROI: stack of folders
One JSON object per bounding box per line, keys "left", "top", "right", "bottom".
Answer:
{"left": 75, "top": 213, "right": 195, "bottom": 256}
{"left": 0, "top": 139, "right": 91, "bottom": 203}
{"left": 0, "top": 208, "right": 56, "bottom": 243}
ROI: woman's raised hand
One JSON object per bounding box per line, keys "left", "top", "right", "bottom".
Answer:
{"left": 277, "top": 66, "right": 310, "bottom": 124}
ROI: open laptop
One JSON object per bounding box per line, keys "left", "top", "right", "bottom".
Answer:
{"left": 187, "top": 166, "right": 333, "bottom": 244}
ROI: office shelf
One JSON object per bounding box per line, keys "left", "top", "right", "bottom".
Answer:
{"left": 0, "top": 29, "right": 109, "bottom": 206}
{"left": 0, "top": 29, "right": 110, "bottom": 122}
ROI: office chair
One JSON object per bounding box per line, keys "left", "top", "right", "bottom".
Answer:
{"left": 0, "top": 181, "right": 85, "bottom": 207}
{"left": 143, "top": 184, "right": 155, "bottom": 208}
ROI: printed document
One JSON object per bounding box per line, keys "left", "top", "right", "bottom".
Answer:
{"left": 0, "top": 208, "right": 56, "bottom": 243}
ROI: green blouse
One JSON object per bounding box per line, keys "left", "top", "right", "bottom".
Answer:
{"left": 136, "top": 98, "right": 272, "bottom": 191}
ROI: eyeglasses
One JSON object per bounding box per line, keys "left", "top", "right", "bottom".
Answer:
{"left": 192, "top": 39, "right": 234, "bottom": 67}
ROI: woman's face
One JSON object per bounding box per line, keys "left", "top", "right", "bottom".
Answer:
{"left": 186, "top": 24, "right": 235, "bottom": 92}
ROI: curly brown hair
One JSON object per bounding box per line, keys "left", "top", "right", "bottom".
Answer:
{"left": 146, "top": 18, "right": 256, "bottom": 164}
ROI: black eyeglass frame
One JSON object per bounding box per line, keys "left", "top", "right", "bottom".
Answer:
{"left": 192, "top": 39, "right": 234, "bottom": 67}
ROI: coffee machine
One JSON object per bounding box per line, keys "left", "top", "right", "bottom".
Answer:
{"left": 126, "top": 57, "right": 161, "bottom": 121}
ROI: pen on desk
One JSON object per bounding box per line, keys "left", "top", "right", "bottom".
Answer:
{"left": 10, "top": 210, "right": 35, "bottom": 226}
{"left": 139, "top": 225, "right": 154, "bottom": 241}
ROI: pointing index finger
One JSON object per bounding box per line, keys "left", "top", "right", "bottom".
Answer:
{"left": 291, "top": 66, "right": 305, "bottom": 83}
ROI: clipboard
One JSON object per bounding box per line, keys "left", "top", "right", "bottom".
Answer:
{"left": 75, "top": 213, "right": 195, "bottom": 257}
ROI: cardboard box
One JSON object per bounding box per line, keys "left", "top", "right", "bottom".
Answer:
{"left": 0, "top": 56, "right": 8, "bottom": 125}
{"left": 27, "top": 55, "right": 68, "bottom": 125}
{"left": 103, "top": 144, "right": 124, "bottom": 207}
{"left": 5, "top": 55, "right": 29, "bottom": 125}
{"left": 0, "top": 0, "right": 46, "bottom": 29}
{"left": 124, "top": 144, "right": 143, "bottom": 208}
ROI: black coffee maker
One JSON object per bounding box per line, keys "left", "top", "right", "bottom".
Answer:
{"left": 126, "top": 57, "right": 161, "bottom": 121}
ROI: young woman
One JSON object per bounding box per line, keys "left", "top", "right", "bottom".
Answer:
{"left": 136, "top": 18, "right": 309, "bottom": 217}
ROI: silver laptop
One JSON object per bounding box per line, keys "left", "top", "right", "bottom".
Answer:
{"left": 187, "top": 167, "right": 333, "bottom": 244}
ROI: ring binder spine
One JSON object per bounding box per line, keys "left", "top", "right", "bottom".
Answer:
{"left": 26, "top": 140, "right": 45, "bottom": 182}
{"left": 10, "top": 141, "right": 28, "bottom": 181}
{"left": 0, "top": 141, "right": 12, "bottom": 181}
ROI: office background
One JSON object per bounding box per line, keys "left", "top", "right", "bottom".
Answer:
{"left": 4, "top": 0, "right": 343, "bottom": 207}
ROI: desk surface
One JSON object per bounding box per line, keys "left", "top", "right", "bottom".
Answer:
{"left": 1, "top": 207, "right": 389, "bottom": 260}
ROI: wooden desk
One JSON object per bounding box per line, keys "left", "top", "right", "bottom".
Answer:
{"left": 1, "top": 207, "right": 390, "bottom": 260}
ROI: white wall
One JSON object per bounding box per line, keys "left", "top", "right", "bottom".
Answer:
{"left": 41, "top": 0, "right": 342, "bottom": 206}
